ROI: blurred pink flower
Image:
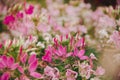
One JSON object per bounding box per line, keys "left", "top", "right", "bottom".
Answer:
{"left": 66, "top": 69, "right": 78, "bottom": 80}
{"left": 44, "top": 66, "right": 60, "bottom": 79}
{"left": 94, "top": 66, "right": 105, "bottom": 76}
{"left": 25, "top": 5, "right": 34, "bottom": 14}
{"left": 20, "top": 53, "right": 28, "bottom": 64}
{"left": 54, "top": 45, "right": 72, "bottom": 58}
{"left": 89, "top": 53, "right": 97, "bottom": 68}
{"left": 79, "top": 63, "right": 93, "bottom": 79}
{"left": 0, "top": 72, "right": 10, "bottom": 80}
{"left": 0, "top": 55, "right": 18, "bottom": 70}
{"left": 73, "top": 49, "right": 88, "bottom": 60}
{"left": 18, "top": 54, "right": 43, "bottom": 79}
{"left": 110, "top": 31, "right": 120, "bottom": 48}
{"left": 3, "top": 15, "right": 15, "bottom": 25}
{"left": 55, "top": 45, "right": 66, "bottom": 57}
{"left": 75, "top": 37, "right": 85, "bottom": 48}
{"left": 16, "top": 12, "right": 23, "bottom": 18}
{"left": 42, "top": 50, "right": 52, "bottom": 62}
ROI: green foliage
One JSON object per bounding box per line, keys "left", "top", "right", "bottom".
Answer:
{"left": 85, "top": 46, "right": 100, "bottom": 58}
{"left": 27, "top": 0, "right": 46, "bottom": 8}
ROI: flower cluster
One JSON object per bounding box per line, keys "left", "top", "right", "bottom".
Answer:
{"left": 3, "top": 0, "right": 120, "bottom": 79}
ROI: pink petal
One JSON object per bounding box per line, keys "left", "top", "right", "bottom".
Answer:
{"left": 30, "top": 72, "right": 42, "bottom": 79}
{"left": 66, "top": 52, "right": 72, "bottom": 57}
{"left": 7, "top": 56, "right": 14, "bottom": 68}
{"left": 3, "top": 15, "right": 15, "bottom": 25}
{"left": 42, "top": 52, "right": 52, "bottom": 62}
{"left": 18, "top": 66, "right": 24, "bottom": 74}
{"left": 1, "top": 72, "right": 10, "bottom": 80}
{"left": 25, "top": 5, "right": 34, "bottom": 14}
{"left": 80, "top": 56, "right": 88, "bottom": 60}
{"left": 94, "top": 67, "right": 105, "bottom": 76}
{"left": 73, "top": 48, "right": 78, "bottom": 56}
{"left": 20, "top": 53, "right": 28, "bottom": 64}
{"left": 90, "top": 53, "right": 97, "bottom": 60}
{"left": 89, "top": 59, "right": 93, "bottom": 68}
{"left": 77, "top": 49, "right": 85, "bottom": 58}
{"left": 11, "top": 63, "right": 19, "bottom": 70}
{"left": 28, "top": 54, "right": 36, "bottom": 64}
{"left": 2, "top": 55, "right": 7, "bottom": 67}
{"left": 19, "top": 46, "right": 23, "bottom": 55}
{"left": 28, "top": 59, "right": 38, "bottom": 72}
{"left": 0, "top": 62, "right": 4, "bottom": 69}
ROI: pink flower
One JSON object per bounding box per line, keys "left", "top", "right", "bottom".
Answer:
{"left": 25, "top": 5, "right": 34, "bottom": 14}
{"left": 94, "top": 67, "right": 105, "bottom": 76}
{"left": 0, "top": 72, "right": 10, "bottom": 80}
{"left": 3, "top": 15, "right": 15, "bottom": 25}
{"left": 75, "top": 37, "right": 85, "bottom": 48}
{"left": 18, "top": 54, "right": 43, "bottom": 79}
{"left": 79, "top": 62, "right": 93, "bottom": 79}
{"left": 42, "top": 46, "right": 53, "bottom": 62}
{"left": 0, "top": 55, "right": 18, "bottom": 70}
{"left": 42, "top": 51, "right": 52, "bottom": 62}
{"left": 20, "top": 53, "right": 28, "bottom": 64}
{"left": 54, "top": 45, "right": 72, "bottom": 58}
{"left": 19, "top": 75, "right": 30, "bottom": 80}
{"left": 110, "top": 31, "right": 120, "bottom": 48}
{"left": 73, "top": 49, "right": 88, "bottom": 60}
{"left": 66, "top": 69, "right": 78, "bottom": 80}
{"left": 44, "top": 66, "right": 60, "bottom": 79}
{"left": 16, "top": 12, "right": 23, "bottom": 18}
{"left": 55, "top": 45, "right": 66, "bottom": 57}
{"left": 89, "top": 53, "right": 97, "bottom": 68}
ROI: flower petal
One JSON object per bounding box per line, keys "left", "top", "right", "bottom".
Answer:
{"left": 80, "top": 56, "right": 88, "bottom": 60}
{"left": 28, "top": 59, "right": 38, "bottom": 72}
{"left": 11, "top": 63, "right": 19, "bottom": 70}
{"left": 7, "top": 56, "right": 14, "bottom": 68}
{"left": 77, "top": 49, "right": 85, "bottom": 58}
{"left": 30, "top": 72, "right": 42, "bottom": 79}
{"left": 17, "top": 66, "right": 24, "bottom": 74}
{"left": 2, "top": 55, "right": 7, "bottom": 67}
{"left": 28, "top": 54, "right": 36, "bottom": 64}
{"left": 20, "top": 53, "right": 28, "bottom": 64}
{"left": 1, "top": 72, "right": 10, "bottom": 80}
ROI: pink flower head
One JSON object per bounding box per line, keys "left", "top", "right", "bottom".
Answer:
{"left": 54, "top": 45, "right": 72, "bottom": 58}
{"left": 18, "top": 54, "right": 43, "bottom": 79}
{"left": 55, "top": 45, "right": 66, "bottom": 57}
{"left": 3, "top": 15, "right": 15, "bottom": 25}
{"left": 19, "top": 75, "right": 30, "bottom": 80}
{"left": 89, "top": 53, "right": 97, "bottom": 68}
{"left": 0, "top": 55, "right": 18, "bottom": 70}
{"left": 73, "top": 49, "right": 88, "bottom": 60}
{"left": 44, "top": 66, "right": 60, "bottom": 79}
{"left": 66, "top": 69, "right": 78, "bottom": 80}
{"left": 75, "top": 37, "right": 85, "bottom": 48}
{"left": 16, "top": 12, "right": 23, "bottom": 18}
{"left": 20, "top": 53, "right": 28, "bottom": 64}
{"left": 1, "top": 72, "right": 10, "bottom": 80}
{"left": 42, "top": 50, "right": 52, "bottom": 62}
{"left": 28, "top": 54, "right": 43, "bottom": 79}
{"left": 25, "top": 5, "right": 34, "bottom": 14}
{"left": 79, "top": 63, "right": 93, "bottom": 79}
{"left": 110, "top": 31, "right": 120, "bottom": 48}
{"left": 94, "top": 67, "right": 105, "bottom": 76}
